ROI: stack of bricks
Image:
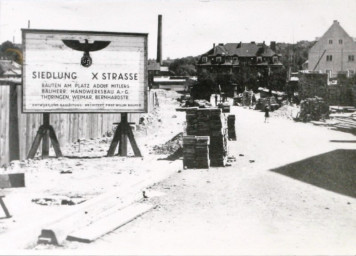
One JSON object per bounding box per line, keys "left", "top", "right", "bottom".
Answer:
{"left": 185, "top": 108, "right": 198, "bottom": 135}
{"left": 182, "top": 135, "right": 210, "bottom": 169}
{"left": 227, "top": 115, "right": 236, "bottom": 141}
{"left": 182, "top": 135, "right": 196, "bottom": 169}
{"left": 185, "top": 108, "right": 228, "bottom": 167}
{"left": 194, "top": 136, "right": 210, "bottom": 168}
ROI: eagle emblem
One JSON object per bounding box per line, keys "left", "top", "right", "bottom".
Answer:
{"left": 62, "top": 39, "right": 111, "bottom": 67}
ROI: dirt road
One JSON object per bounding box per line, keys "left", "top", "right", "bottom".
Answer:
{"left": 56, "top": 106, "right": 356, "bottom": 254}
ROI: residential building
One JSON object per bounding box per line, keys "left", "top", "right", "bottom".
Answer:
{"left": 308, "top": 20, "right": 356, "bottom": 77}
{"left": 196, "top": 41, "right": 284, "bottom": 94}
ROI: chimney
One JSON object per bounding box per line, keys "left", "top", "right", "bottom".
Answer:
{"left": 157, "top": 15, "right": 162, "bottom": 65}
{"left": 333, "top": 20, "right": 339, "bottom": 24}
{"left": 270, "top": 41, "right": 276, "bottom": 51}
{"left": 213, "top": 43, "right": 216, "bottom": 48}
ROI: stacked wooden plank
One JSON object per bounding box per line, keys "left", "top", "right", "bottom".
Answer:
{"left": 195, "top": 136, "right": 210, "bottom": 168}
{"left": 185, "top": 108, "right": 228, "bottom": 167}
{"left": 298, "top": 97, "right": 329, "bottom": 122}
{"left": 298, "top": 73, "right": 328, "bottom": 100}
{"left": 182, "top": 135, "right": 196, "bottom": 169}
{"left": 185, "top": 108, "right": 198, "bottom": 135}
{"left": 218, "top": 103, "right": 230, "bottom": 113}
{"left": 182, "top": 135, "right": 210, "bottom": 169}
{"left": 227, "top": 115, "right": 236, "bottom": 141}
{"left": 208, "top": 109, "right": 228, "bottom": 166}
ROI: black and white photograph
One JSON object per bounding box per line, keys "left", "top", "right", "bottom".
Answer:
{"left": 0, "top": 0, "right": 356, "bottom": 254}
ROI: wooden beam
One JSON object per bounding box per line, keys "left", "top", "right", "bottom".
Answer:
{"left": 27, "top": 125, "right": 45, "bottom": 159}
{"left": 49, "top": 126, "right": 63, "bottom": 157}
{"left": 0, "top": 173, "right": 25, "bottom": 188}
{"left": 119, "top": 113, "right": 128, "bottom": 156}
{"left": 107, "top": 124, "right": 121, "bottom": 157}
{"left": 9, "top": 85, "right": 20, "bottom": 161}
{"left": 42, "top": 113, "right": 50, "bottom": 158}
{"left": 126, "top": 123, "right": 142, "bottom": 157}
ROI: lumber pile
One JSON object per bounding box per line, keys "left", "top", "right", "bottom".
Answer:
{"left": 185, "top": 108, "right": 228, "bottom": 167}
{"left": 328, "top": 112, "right": 356, "bottom": 134}
{"left": 183, "top": 136, "right": 210, "bottom": 169}
{"left": 298, "top": 73, "right": 328, "bottom": 100}
{"left": 183, "top": 136, "right": 196, "bottom": 168}
{"left": 227, "top": 115, "right": 236, "bottom": 141}
{"left": 218, "top": 103, "right": 231, "bottom": 113}
{"left": 298, "top": 97, "right": 329, "bottom": 122}
{"left": 328, "top": 85, "right": 354, "bottom": 106}
{"left": 256, "top": 96, "right": 279, "bottom": 111}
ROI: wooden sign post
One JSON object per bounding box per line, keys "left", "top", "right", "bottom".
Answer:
{"left": 27, "top": 113, "right": 62, "bottom": 159}
{"left": 0, "top": 173, "right": 25, "bottom": 218}
{"left": 107, "top": 113, "right": 142, "bottom": 157}
{"left": 22, "top": 29, "right": 148, "bottom": 160}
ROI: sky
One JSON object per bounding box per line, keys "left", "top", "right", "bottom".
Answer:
{"left": 1, "top": 0, "right": 356, "bottom": 59}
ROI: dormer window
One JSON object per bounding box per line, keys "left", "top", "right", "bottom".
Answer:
{"left": 216, "top": 56, "right": 222, "bottom": 63}
{"left": 257, "top": 56, "right": 262, "bottom": 63}
{"left": 272, "top": 56, "right": 278, "bottom": 63}
{"left": 233, "top": 57, "right": 238, "bottom": 62}
{"left": 329, "top": 39, "right": 333, "bottom": 44}
{"left": 202, "top": 56, "right": 208, "bottom": 63}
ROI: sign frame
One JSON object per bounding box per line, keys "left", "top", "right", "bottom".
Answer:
{"left": 21, "top": 29, "right": 148, "bottom": 113}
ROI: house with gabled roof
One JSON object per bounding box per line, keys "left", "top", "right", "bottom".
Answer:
{"left": 197, "top": 41, "right": 282, "bottom": 68}
{"left": 308, "top": 20, "right": 356, "bottom": 77}
{"left": 196, "top": 41, "right": 284, "bottom": 94}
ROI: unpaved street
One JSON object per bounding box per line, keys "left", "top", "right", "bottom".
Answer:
{"left": 63, "top": 106, "right": 356, "bottom": 255}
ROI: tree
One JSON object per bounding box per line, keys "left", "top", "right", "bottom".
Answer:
{"left": 0, "top": 41, "right": 22, "bottom": 63}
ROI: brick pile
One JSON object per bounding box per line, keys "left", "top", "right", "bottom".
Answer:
{"left": 185, "top": 108, "right": 228, "bottom": 167}
{"left": 227, "top": 115, "right": 236, "bottom": 141}
{"left": 182, "top": 136, "right": 210, "bottom": 169}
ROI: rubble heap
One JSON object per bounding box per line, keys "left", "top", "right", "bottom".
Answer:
{"left": 185, "top": 108, "right": 228, "bottom": 167}
{"left": 298, "top": 97, "right": 330, "bottom": 122}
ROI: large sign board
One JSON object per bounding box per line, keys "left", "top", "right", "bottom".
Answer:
{"left": 22, "top": 29, "right": 148, "bottom": 113}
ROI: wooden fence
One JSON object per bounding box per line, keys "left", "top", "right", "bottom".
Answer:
{"left": 0, "top": 83, "right": 155, "bottom": 166}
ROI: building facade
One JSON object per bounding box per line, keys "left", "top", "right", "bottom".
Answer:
{"left": 308, "top": 20, "right": 356, "bottom": 77}
{"left": 196, "top": 42, "right": 284, "bottom": 94}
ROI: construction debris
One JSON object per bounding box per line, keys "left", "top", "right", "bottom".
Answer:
{"left": 152, "top": 132, "right": 183, "bottom": 155}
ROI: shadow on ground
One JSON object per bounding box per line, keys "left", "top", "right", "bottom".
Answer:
{"left": 270, "top": 149, "right": 356, "bottom": 198}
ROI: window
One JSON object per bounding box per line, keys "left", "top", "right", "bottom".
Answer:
{"left": 272, "top": 56, "right": 278, "bottom": 63}
{"left": 339, "top": 39, "right": 343, "bottom": 44}
{"left": 216, "top": 56, "right": 222, "bottom": 63}
{"left": 329, "top": 39, "right": 333, "bottom": 44}
{"left": 257, "top": 56, "right": 262, "bottom": 63}
{"left": 348, "top": 55, "right": 355, "bottom": 62}
{"left": 349, "top": 70, "right": 355, "bottom": 77}
{"left": 233, "top": 57, "right": 238, "bottom": 62}
{"left": 326, "top": 55, "right": 333, "bottom": 61}
{"left": 202, "top": 56, "right": 208, "bottom": 63}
